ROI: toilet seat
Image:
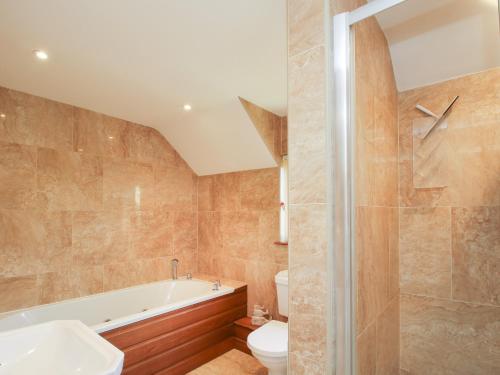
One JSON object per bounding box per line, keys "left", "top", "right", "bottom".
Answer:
{"left": 247, "top": 320, "right": 288, "bottom": 358}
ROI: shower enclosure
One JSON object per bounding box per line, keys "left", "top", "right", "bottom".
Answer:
{"left": 331, "top": 0, "right": 500, "bottom": 374}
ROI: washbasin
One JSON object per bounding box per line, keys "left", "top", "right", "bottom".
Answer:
{"left": 0, "top": 320, "right": 123, "bottom": 375}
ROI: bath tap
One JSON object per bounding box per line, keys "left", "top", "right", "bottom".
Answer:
{"left": 171, "top": 258, "right": 179, "bottom": 280}
{"left": 212, "top": 279, "right": 221, "bottom": 291}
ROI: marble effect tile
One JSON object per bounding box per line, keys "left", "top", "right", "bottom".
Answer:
{"left": 188, "top": 349, "right": 266, "bottom": 375}
{"left": 452, "top": 207, "right": 500, "bottom": 306}
{"left": 399, "top": 207, "right": 452, "bottom": 299}
{"left": 197, "top": 167, "right": 287, "bottom": 320}
{"left": 240, "top": 98, "right": 282, "bottom": 163}
{"left": 103, "top": 159, "right": 154, "bottom": 211}
{"left": 398, "top": 68, "right": 500, "bottom": 208}
{"left": 400, "top": 294, "right": 500, "bottom": 375}
{"left": 288, "top": 46, "right": 327, "bottom": 205}
{"left": 0, "top": 87, "right": 73, "bottom": 151}
{"left": 0, "top": 276, "right": 39, "bottom": 311}
{"left": 0, "top": 86, "right": 200, "bottom": 313}
{"left": 0, "top": 209, "right": 72, "bottom": 277}
{"left": 288, "top": 0, "right": 325, "bottom": 57}
{"left": 0, "top": 142, "right": 37, "bottom": 209}
{"left": 37, "top": 147, "right": 103, "bottom": 211}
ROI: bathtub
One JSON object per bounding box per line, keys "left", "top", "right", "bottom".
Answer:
{"left": 0, "top": 278, "right": 234, "bottom": 333}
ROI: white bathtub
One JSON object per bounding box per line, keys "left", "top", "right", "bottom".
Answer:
{"left": 0, "top": 279, "right": 234, "bottom": 333}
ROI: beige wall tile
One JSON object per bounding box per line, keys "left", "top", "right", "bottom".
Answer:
{"left": 240, "top": 168, "right": 279, "bottom": 211}
{"left": 289, "top": 204, "right": 327, "bottom": 317}
{"left": 289, "top": 312, "right": 327, "bottom": 374}
{"left": 0, "top": 142, "right": 37, "bottom": 209}
{"left": 257, "top": 209, "right": 287, "bottom": 264}
{"left": 0, "top": 86, "right": 199, "bottom": 312}
{"left": 125, "top": 124, "right": 176, "bottom": 166}
{"left": 398, "top": 68, "right": 500, "bottom": 207}
{"left": 356, "top": 207, "right": 392, "bottom": 332}
{"left": 0, "top": 87, "right": 73, "bottom": 151}
{"left": 0, "top": 275, "right": 39, "bottom": 311}
{"left": 198, "top": 211, "right": 222, "bottom": 256}
{"left": 357, "top": 322, "right": 376, "bottom": 375}
{"left": 0, "top": 209, "right": 72, "bottom": 277}
{"left": 74, "top": 108, "right": 127, "bottom": 159}
{"left": 37, "top": 147, "right": 103, "bottom": 211}
{"left": 173, "top": 211, "right": 197, "bottom": 254}
{"left": 399, "top": 207, "right": 452, "bottom": 298}
{"left": 197, "top": 167, "right": 287, "bottom": 319}
{"left": 155, "top": 164, "right": 197, "bottom": 212}
{"left": 400, "top": 294, "right": 500, "bottom": 375}
{"left": 399, "top": 160, "right": 450, "bottom": 207}
{"left": 452, "top": 206, "right": 500, "bottom": 306}
{"left": 219, "top": 173, "right": 241, "bottom": 211}
{"left": 103, "top": 261, "right": 143, "bottom": 291}
{"left": 354, "top": 14, "right": 400, "bottom": 374}
{"left": 39, "top": 266, "right": 103, "bottom": 304}
{"left": 398, "top": 67, "right": 500, "bottom": 374}
{"left": 197, "top": 175, "right": 218, "bottom": 211}
{"left": 376, "top": 297, "right": 400, "bottom": 375}
{"left": 288, "top": 0, "right": 325, "bottom": 57}
{"left": 245, "top": 261, "right": 283, "bottom": 317}
{"left": 130, "top": 209, "right": 174, "bottom": 259}
{"left": 103, "top": 158, "right": 154, "bottom": 211}
{"left": 240, "top": 98, "right": 282, "bottom": 163}
{"left": 72, "top": 210, "right": 130, "bottom": 266}
{"left": 187, "top": 349, "right": 266, "bottom": 375}
{"left": 222, "top": 211, "right": 260, "bottom": 260}
{"left": 288, "top": 46, "right": 327, "bottom": 205}
{"left": 173, "top": 211, "right": 198, "bottom": 275}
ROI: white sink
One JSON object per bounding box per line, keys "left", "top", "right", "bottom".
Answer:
{"left": 0, "top": 320, "right": 123, "bottom": 375}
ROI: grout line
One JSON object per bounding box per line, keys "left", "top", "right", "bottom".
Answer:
{"left": 288, "top": 43, "right": 326, "bottom": 60}
{"left": 400, "top": 292, "right": 500, "bottom": 308}
{"left": 449, "top": 207, "right": 453, "bottom": 300}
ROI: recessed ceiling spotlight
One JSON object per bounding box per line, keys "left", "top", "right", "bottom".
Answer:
{"left": 183, "top": 104, "right": 192, "bottom": 111}
{"left": 0, "top": 113, "right": 5, "bottom": 118}
{"left": 108, "top": 136, "right": 114, "bottom": 140}
{"left": 33, "top": 50, "right": 48, "bottom": 60}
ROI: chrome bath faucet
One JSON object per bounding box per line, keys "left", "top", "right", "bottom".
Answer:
{"left": 171, "top": 258, "right": 179, "bottom": 280}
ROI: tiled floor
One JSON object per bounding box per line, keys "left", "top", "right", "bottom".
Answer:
{"left": 188, "top": 349, "right": 267, "bottom": 375}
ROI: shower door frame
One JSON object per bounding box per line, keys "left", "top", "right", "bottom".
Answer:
{"left": 331, "top": 1, "right": 409, "bottom": 374}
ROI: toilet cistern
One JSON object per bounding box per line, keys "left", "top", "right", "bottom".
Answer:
{"left": 247, "top": 270, "right": 288, "bottom": 375}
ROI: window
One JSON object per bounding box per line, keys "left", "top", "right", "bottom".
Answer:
{"left": 279, "top": 155, "right": 288, "bottom": 244}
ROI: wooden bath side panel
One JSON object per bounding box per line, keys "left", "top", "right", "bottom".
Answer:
{"left": 101, "top": 286, "right": 247, "bottom": 374}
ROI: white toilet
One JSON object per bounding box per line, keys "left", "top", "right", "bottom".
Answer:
{"left": 247, "top": 270, "right": 288, "bottom": 375}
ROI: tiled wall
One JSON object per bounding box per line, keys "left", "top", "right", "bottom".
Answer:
{"left": 398, "top": 68, "right": 500, "bottom": 374}
{"left": 287, "top": 0, "right": 330, "bottom": 370}
{"left": 354, "top": 16, "right": 400, "bottom": 375}
{"left": 0, "top": 86, "right": 198, "bottom": 313}
{"left": 240, "top": 98, "right": 286, "bottom": 163}
{"left": 197, "top": 168, "right": 288, "bottom": 319}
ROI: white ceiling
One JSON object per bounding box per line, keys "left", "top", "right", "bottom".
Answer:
{"left": 374, "top": 0, "right": 500, "bottom": 91}
{"left": 0, "top": 0, "right": 286, "bottom": 175}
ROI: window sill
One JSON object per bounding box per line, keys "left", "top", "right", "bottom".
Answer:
{"left": 274, "top": 241, "right": 288, "bottom": 246}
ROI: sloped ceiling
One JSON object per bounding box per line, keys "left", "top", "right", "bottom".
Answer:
{"left": 0, "top": 0, "right": 286, "bottom": 175}
{"left": 373, "top": 0, "right": 500, "bottom": 91}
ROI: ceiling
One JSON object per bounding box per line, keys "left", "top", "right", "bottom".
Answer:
{"left": 0, "top": 0, "right": 286, "bottom": 175}
{"left": 374, "top": 0, "right": 500, "bottom": 91}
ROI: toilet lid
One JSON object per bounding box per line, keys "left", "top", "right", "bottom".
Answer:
{"left": 247, "top": 320, "right": 288, "bottom": 358}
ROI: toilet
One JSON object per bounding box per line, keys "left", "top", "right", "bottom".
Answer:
{"left": 247, "top": 270, "right": 288, "bottom": 375}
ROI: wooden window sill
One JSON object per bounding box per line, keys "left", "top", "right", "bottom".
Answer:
{"left": 274, "top": 241, "right": 288, "bottom": 246}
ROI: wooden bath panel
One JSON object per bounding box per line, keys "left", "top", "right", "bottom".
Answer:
{"left": 100, "top": 286, "right": 247, "bottom": 374}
